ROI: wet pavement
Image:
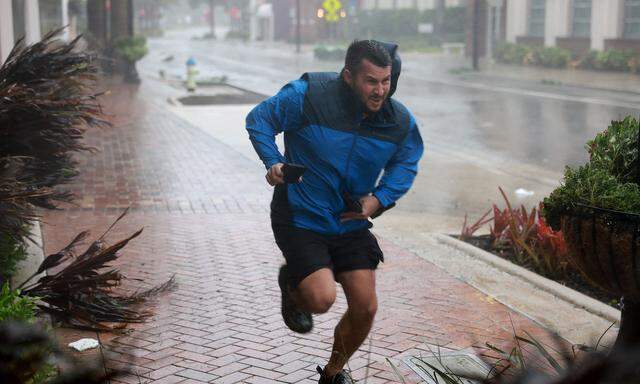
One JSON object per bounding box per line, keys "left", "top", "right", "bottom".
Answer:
{"left": 43, "top": 77, "right": 560, "bottom": 383}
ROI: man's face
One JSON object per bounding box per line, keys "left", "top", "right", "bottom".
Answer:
{"left": 344, "top": 59, "right": 392, "bottom": 113}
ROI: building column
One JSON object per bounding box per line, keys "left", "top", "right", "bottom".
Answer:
{"left": 249, "top": 0, "right": 258, "bottom": 41}
{"left": 24, "top": 0, "right": 41, "bottom": 44}
{"left": 544, "top": 0, "right": 570, "bottom": 47}
{"left": 506, "top": 0, "right": 527, "bottom": 43}
{"left": 0, "top": 0, "right": 14, "bottom": 63}
{"left": 591, "top": 0, "right": 623, "bottom": 51}
{"left": 61, "top": 0, "right": 70, "bottom": 40}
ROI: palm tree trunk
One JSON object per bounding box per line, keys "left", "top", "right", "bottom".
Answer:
{"left": 110, "top": 0, "right": 130, "bottom": 42}
{"left": 87, "top": 0, "right": 107, "bottom": 44}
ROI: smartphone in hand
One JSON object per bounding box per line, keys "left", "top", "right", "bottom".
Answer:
{"left": 341, "top": 191, "right": 363, "bottom": 213}
{"left": 282, "top": 163, "right": 306, "bottom": 183}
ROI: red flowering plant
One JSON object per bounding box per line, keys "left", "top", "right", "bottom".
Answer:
{"left": 460, "top": 187, "right": 571, "bottom": 279}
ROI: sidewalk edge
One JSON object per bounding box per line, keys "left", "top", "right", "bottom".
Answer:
{"left": 433, "top": 233, "right": 620, "bottom": 324}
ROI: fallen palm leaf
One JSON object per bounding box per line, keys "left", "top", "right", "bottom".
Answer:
{"left": 18, "top": 210, "right": 175, "bottom": 331}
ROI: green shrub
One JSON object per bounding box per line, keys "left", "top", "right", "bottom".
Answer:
{"left": 314, "top": 45, "right": 346, "bottom": 61}
{"left": 114, "top": 36, "right": 148, "bottom": 63}
{"left": 533, "top": 46, "right": 572, "bottom": 68}
{"left": 354, "top": 9, "right": 420, "bottom": 40}
{"left": 225, "top": 30, "right": 249, "bottom": 41}
{"left": 577, "top": 49, "right": 600, "bottom": 69}
{"left": 0, "top": 283, "right": 38, "bottom": 322}
{"left": 496, "top": 42, "right": 531, "bottom": 65}
{"left": 497, "top": 44, "right": 640, "bottom": 72}
{"left": 352, "top": 7, "right": 465, "bottom": 43}
{"left": 544, "top": 164, "right": 640, "bottom": 228}
{"left": 575, "top": 49, "right": 640, "bottom": 72}
{"left": 587, "top": 116, "right": 640, "bottom": 183}
{"left": 543, "top": 117, "right": 640, "bottom": 229}
{"left": 0, "top": 233, "right": 27, "bottom": 286}
{"left": 594, "top": 49, "right": 635, "bottom": 71}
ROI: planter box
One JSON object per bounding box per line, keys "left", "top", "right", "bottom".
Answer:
{"left": 11, "top": 221, "right": 45, "bottom": 289}
{"left": 435, "top": 233, "right": 620, "bottom": 324}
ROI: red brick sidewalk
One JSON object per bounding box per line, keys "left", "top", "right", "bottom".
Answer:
{"left": 43, "top": 82, "right": 554, "bottom": 384}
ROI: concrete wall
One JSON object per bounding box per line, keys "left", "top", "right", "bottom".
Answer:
{"left": 592, "top": 0, "right": 623, "bottom": 50}
{"left": 0, "top": 0, "right": 14, "bottom": 63}
{"left": 505, "top": 0, "right": 630, "bottom": 51}
{"left": 24, "top": 0, "right": 41, "bottom": 44}
{"left": 506, "top": 0, "right": 527, "bottom": 43}
{"left": 544, "top": 0, "right": 570, "bottom": 47}
{"left": 361, "top": 0, "right": 463, "bottom": 9}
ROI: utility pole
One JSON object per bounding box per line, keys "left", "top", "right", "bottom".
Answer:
{"left": 472, "top": 0, "right": 480, "bottom": 70}
{"left": 435, "top": 0, "right": 445, "bottom": 44}
{"left": 296, "top": 0, "right": 301, "bottom": 53}
{"left": 209, "top": 0, "right": 216, "bottom": 39}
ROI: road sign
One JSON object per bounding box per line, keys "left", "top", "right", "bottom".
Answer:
{"left": 322, "top": 0, "right": 342, "bottom": 22}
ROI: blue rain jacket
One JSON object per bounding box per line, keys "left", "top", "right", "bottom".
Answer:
{"left": 246, "top": 47, "right": 423, "bottom": 235}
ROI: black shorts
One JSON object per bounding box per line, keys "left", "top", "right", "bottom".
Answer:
{"left": 272, "top": 224, "right": 384, "bottom": 288}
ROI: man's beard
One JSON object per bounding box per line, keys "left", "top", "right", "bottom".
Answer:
{"left": 353, "top": 88, "right": 386, "bottom": 114}
{"left": 345, "top": 77, "right": 387, "bottom": 114}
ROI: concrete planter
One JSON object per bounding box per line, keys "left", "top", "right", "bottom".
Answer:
{"left": 561, "top": 212, "right": 640, "bottom": 350}
{"left": 11, "top": 220, "right": 45, "bottom": 289}
{"left": 434, "top": 233, "right": 620, "bottom": 324}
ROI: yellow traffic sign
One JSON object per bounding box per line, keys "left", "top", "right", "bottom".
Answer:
{"left": 322, "top": 0, "right": 342, "bottom": 23}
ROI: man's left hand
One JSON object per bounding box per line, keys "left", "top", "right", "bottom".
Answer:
{"left": 340, "top": 195, "right": 381, "bottom": 222}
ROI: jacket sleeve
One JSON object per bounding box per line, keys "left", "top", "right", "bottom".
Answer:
{"left": 373, "top": 115, "right": 424, "bottom": 207}
{"left": 246, "top": 79, "right": 307, "bottom": 169}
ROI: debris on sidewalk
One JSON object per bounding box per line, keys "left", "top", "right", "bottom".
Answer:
{"left": 515, "top": 188, "right": 535, "bottom": 197}
{"left": 68, "top": 338, "right": 100, "bottom": 351}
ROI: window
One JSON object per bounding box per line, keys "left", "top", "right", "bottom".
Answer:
{"left": 572, "top": 0, "right": 591, "bottom": 38}
{"left": 625, "top": 0, "right": 640, "bottom": 39}
{"left": 528, "top": 0, "right": 546, "bottom": 37}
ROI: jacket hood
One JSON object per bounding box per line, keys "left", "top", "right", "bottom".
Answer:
{"left": 376, "top": 41, "right": 401, "bottom": 98}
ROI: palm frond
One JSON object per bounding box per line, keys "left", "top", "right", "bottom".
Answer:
{"left": 21, "top": 213, "right": 175, "bottom": 332}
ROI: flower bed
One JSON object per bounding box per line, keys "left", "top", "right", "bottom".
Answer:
{"left": 459, "top": 188, "right": 620, "bottom": 309}
{"left": 496, "top": 42, "right": 640, "bottom": 73}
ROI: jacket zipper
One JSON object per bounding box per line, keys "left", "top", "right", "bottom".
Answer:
{"left": 343, "top": 121, "right": 362, "bottom": 193}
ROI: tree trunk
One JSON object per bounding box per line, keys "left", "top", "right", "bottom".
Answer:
{"left": 87, "top": 0, "right": 107, "bottom": 45}
{"left": 110, "top": 0, "right": 130, "bottom": 42}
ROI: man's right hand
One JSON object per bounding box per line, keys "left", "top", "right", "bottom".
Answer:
{"left": 266, "top": 163, "right": 284, "bottom": 186}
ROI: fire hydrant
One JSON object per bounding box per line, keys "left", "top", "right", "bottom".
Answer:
{"left": 186, "top": 57, "right": 198, "bottom": 92}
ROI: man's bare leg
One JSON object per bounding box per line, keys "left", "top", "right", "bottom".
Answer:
{"left": 291, "top": 268, "right": 337, "bottom": 314}
{"left": 324, "top": 269, "right": 377, "bottom": 378}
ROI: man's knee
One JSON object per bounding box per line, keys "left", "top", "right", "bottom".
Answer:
{"left": 295, "top": 283, "right": 336, "bottom": 314}
{"left": 302, "top": 288, "right": 336, "bottom": 314}
{"left": 350, "top": 298, "right": 377, "bottom": 322}
{"left": 295, "top": 269, "right": 336, "bottom": 314}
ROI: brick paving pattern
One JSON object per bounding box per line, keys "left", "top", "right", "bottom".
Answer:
{"left": 42, "top": 82, "right": 555, "bottom": 383}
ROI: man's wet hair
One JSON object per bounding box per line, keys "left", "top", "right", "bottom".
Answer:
{"left": 344, "top": 40, "right": 392, "bottom": 75}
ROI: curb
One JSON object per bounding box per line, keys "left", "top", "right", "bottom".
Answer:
{"left": 433, "top": 233, "right": 620, "bottom": 324}
{"left": 11, "top": 220, "right": 45, "bottom": 289}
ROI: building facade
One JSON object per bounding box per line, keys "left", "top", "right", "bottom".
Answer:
{"left": 505, "top": 0, "right": 640, "bottom": 55}
{"left": 0, "top": 0, "right": 75, "bottom": 63}
{"left": 359, "top": 0, "right": 464, "bottom": 10}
